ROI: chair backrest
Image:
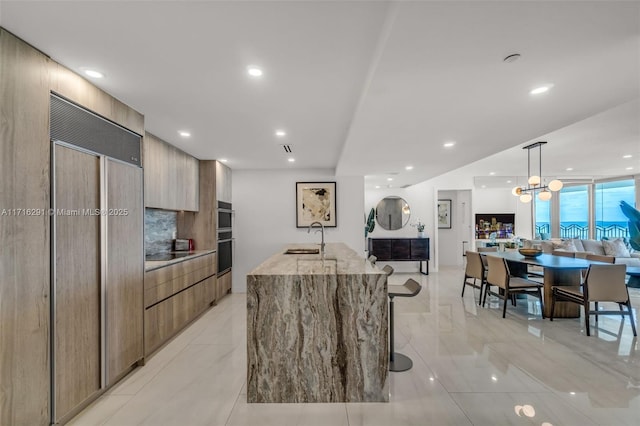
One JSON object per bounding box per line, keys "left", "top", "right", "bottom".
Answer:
{"left": 477, "top": 247, "right": 498, "bottom": 253}
{"left": 584, "top": 264, "right": 628, "bottom": 302}
{"left": 382, "top": 265, "right": 394, "bottom": 276}
{"left": 368, "top": 255, "right": 377, "bottom": 264}
{"left": 552, "top": 250, "right": 575, "bottom": 258}
{"left": 402, "top": 278, "right": 422, "bottom": 296}
{"left": 465, "top": 251, "right": 485, "bottom": 280}
{"left": 586, "top": 253, "right": 615, "bottom": 264}
{"left": 486, "top": 255, "right": 509, "bottom": 290}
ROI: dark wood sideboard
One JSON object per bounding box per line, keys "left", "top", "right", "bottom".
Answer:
{"left": 368, "top": 238, "right": 430, "bottom": 275}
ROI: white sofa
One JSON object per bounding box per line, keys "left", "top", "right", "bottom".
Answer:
{"left": 534, "top": 238, "right": 640, "bottom": 267}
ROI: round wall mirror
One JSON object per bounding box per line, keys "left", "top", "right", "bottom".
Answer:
{"left": 376, "top": 197, "right": 411, "bottom": 230}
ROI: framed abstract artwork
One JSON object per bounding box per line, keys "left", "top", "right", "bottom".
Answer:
{"left": 437, "top": 199, "right": 452, "bottom": 229}
{"left": 296, "top": 182, "right": 337, "bottom": 227}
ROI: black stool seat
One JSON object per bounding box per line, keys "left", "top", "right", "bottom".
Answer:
{"left": 388, "top": 278, "right": 421, "bottom": 372}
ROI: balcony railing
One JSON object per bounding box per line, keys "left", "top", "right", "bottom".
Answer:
{"left": 595, "top": 224, "right": 629, "bottom": 240}
{"left": 537, "top": 223, "right": 630, "bottom": 240}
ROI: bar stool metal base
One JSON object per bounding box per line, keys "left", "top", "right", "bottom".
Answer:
{"left": 389, "top": 352, "right": 413, "bottom": 372}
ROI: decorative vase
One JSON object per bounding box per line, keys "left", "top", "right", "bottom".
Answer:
{"left": 417, "top": 231, "right": 426, "bottom": 238}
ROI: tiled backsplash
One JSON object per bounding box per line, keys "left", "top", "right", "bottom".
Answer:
{"left": 145, "top": 208, "right": 176, "bottom": 255}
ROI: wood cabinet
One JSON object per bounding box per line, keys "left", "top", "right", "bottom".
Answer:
{"left": 0, "top": 28, "right": 51, "bottom": 426}
{"left": 52, "top": 144, "right": 144, "bottom": 424}
{"left": 368, "top": 238, "right": 430, "bottom": 274}
{"left": 53, "top": 145, "right": 102, "bottom": 422}
{"left": 105, "top": 159, "right": 144, "bottom": 386}
{"left": 1, "top": 29, "right": 145, "bottom": 425}
{"left": 144, "top": 132, "right": 199, "bottom": 211}
{"left": 144, "top": 253, "right": 217, "bottom": 356}
{"left": 217, "top": 271, "right": 232, "bottom": 300}
{"left": 216, "top": 161, "right": 232, "bottom": 203}
{"left": 177, "top": 160, "right": 217, "bottom": 250}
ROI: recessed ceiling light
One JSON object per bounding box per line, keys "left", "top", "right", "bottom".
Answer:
{"left": 375, "top": 185, "right": 380, "bottom": 189}
{"left": 387, "top": 178, "right": 393, "bottom": 181}
{"left": 83, "top": 69, "right": 104, "bottom": 79}
{"left": 288, "top": 157, "right": 295, "bottom": 163}
{"left": 443, "top": 141, "right": 456, "bottom": 148}
{"left": 405, "top": 165, "right": 414, "bottom": 170}
{"left": 489, "top": 172, "right": 496, "bottom": 176}
{"left": 623, "top": 154, "right": 633, "bottom": 159}
{"left": 247, "top": 66, "right": 263, "bottom": 77}
{"left": 481, "top": 185, "right": 487, "bottom": 188}
{"left": 626, "top": 166, "right": 633, "bottom": 170}
{"left": 530, "top": 84, "right": 553, "bottom": 95}
{"left": 506, "top": 180, "right": 512, "bottom": 184}
{"left": 566, "top": 167, "right": 573, "bottom": 171}
{"left": 275, "top": 130, "right": 286, "bottom": 137}
{"left": 178, "top": 131, "right": 191, "bottom": 137}
{"left": 219, "top": 158, "right": 228, "bottom": 163}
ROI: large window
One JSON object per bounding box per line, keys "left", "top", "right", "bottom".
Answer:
{"left": 559, "top": 185, "right": 589, "bottom": 239}
{"left": 534, "top": 196, "right": 550, "bottom": 237}
{"left": 595, "top": 179, "right": 635, "bottom": 239}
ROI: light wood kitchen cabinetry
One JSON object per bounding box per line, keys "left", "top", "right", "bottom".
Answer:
{"left": 216, "top": 161, "right": 232, "bottom": 203}
{"left": 53, "top": 145, "right": 102, "bottom": 422}
{"left": 144, "top": 253, "right": 217, "bottom": 356}
{"left": 105, "top": 159, "right": 144, "bottom": 386}
{"left": 144, "top": 132, "right": 199, "bottom": 211}
{"left": 52, "top": 144, "right": 144, "bottom": 424}
{"left": 0, "top": 28, "right": 52, "bottom": 426}
{"left": 178, "top": 160, "right": 217, "bottom": 249}
{"left": 217, "top": 271, "right": 232, "bottom": 300}
{"left": 1, "top": 28, "right": 145, "bottom": 425}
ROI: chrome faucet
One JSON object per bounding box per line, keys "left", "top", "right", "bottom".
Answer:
{"left": 308, "top": 221, "right": 325, "bottom": 257}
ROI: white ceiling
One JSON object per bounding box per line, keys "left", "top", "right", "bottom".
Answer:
{"left": 1, "top": 1, "right": 639, "bottom": 188}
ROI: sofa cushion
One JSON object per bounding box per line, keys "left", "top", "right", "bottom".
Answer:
{"left": 570, "top": 238, "right": 585, "bottom": 252}
{"left": 602, "top": 238, "right": 631, "bottom": 257}
{"left": 581, "top": 239, "right": 606, "bottom": 255}
{"left": 615, "top": 257, "right": 640, "bottom": 268}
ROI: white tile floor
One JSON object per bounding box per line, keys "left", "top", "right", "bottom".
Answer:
{"left": 69, "top": 266, "right": 640, "bottom": 426}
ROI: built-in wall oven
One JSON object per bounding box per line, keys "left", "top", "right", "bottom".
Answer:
{"left": 217, "top": 201, "right": 233, "bottom": 275}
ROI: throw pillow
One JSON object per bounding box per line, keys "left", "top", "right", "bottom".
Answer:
{"left": 560, "top": 240, "right": 578, "bottom": 252}
{"left": 581, "top": 239, "right": 606, "bottom": 255}
{"left": 602, "top": 238, "right": 630, "bottom": 257}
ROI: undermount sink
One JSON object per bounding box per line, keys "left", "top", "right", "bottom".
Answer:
{"left": 284, "top": 248, "right": 320, "bottom": 255}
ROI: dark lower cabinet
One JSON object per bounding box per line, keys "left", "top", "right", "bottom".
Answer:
{"left": 368, "top": 238, "right": 430, "bottom": 274}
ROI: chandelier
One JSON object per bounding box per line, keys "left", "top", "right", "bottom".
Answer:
{"left": 511, "top": 141, "right": 563, "bottom": 203}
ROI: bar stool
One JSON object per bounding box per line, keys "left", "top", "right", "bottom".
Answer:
{"left": 388, "top": 278, "right": 422, "bottom": 372}
{"left": 382, "top": 265, "right": 394, "bottom": 276}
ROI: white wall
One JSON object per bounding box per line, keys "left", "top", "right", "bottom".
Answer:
{"left": 363, "top": 169, "right": 536, "bottom": 271}
{"left": 365, "top": 183, "right": 436, "bottom": 273}
{"left": 232, "top": 169, "right": 364, "bottom": 293}
{"left": 437, "top": 190, "right": 473, "bottom": 266}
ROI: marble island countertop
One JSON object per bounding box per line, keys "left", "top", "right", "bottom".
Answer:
{"left": 247, "top": 242, "right": 389, "bottom": 403}
{"left": 144, "top": 249, "right": 216, "bottom": 271}
{"left": 249, "top": 243, "right": 383, "bottom": 276}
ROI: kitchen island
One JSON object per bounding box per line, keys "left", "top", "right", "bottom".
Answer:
{"left": 247, "top": 243, "right": 389, "bottom": 403}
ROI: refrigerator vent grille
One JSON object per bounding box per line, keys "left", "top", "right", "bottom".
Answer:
{"left": 50, "top": 94, "right": 142, "bottom": 166}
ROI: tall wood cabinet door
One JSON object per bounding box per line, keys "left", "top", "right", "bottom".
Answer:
{"left": 105, "top": 159, "right": 144, "bottom": 385}
{"left": 53, "top": 144, "right": 101, "bottom": 422}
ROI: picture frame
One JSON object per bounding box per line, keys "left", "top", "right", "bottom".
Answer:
{"left": 437, "top": 199, "right": 452, "bottom": 229}
{"left": 296, "top": 182, "right": 337, "bottom": 228}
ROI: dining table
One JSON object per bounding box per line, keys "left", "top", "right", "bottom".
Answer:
{"left": 483, "top": 252, "right": 597, "bottom": 318}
